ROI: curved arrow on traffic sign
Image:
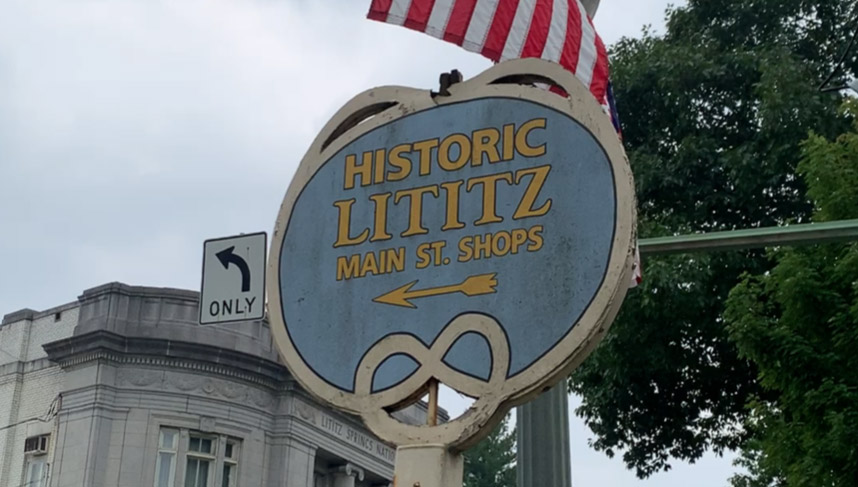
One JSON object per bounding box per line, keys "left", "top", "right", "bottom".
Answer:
{"left": 216, "top": 246, "right": 251, "bottom": 292}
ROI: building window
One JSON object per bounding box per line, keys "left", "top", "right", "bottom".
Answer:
{"left": 23, "top": 434, "right": 50, "bottom": 487}
{"left": 185, "top": 434, "right": 215, "bottom": 487}
{"left": 155, "top": 429, "right": 179, "bottom": 487}
{"left": 221, "top": 439, "right": 239, "bottom": 487}
{"left": 24, "top": 456, "right": 47, "bottom": 487}
{"left": 154, "top": 428, "right": 241, "bottom": 487}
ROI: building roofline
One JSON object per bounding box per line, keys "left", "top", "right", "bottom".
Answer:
{"left": 2, "top": 280, "right": 193, "bottom": 326}
{"left": 1, "top": 308, "right": 38, "bottom": 325}
{"left": 2, "top": 301, "right": 79, "bottom": 326}
{"left": 79, "top": 281, "right": 200, "bottom": 302}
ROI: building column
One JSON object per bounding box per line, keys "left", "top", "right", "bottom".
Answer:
{"left": 331, "top": 463, "right": 364, "bottom": 487}
{"left": 516, "top": 384, "right": 572, "bottom": 487}
{"left": 270, "top": 437, "right": 316, "bottom": 487}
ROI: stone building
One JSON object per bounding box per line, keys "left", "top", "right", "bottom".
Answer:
{"left": 0, "top": 282, "right": 437, "bottom": 487}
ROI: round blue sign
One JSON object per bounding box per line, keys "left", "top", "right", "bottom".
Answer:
{"left": 279, "top": 97, "right": 615, "bottom": 393}
{"left": 268, "top": 59, "right": 635, "bottom": 448}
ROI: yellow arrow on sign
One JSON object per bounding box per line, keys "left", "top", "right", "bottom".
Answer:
{"left": 372, "top": 273, "right": 499, "bottom": 309}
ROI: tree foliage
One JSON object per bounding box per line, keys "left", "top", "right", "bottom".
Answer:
{"left": 724, "top": 100, "right": 858, "bottom": 486}
{"left": 463, "top": 414, "right": 517, "bottom": 487}
{"left": 569, "top": 0, "right": 857, "bottom": 477}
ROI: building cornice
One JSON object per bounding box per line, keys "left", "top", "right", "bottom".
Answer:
{"left": 43, "top": 330, "right": 294, "bottom": 389}
{"left": 79, "top": 281, "right": 200, "bottom": 301}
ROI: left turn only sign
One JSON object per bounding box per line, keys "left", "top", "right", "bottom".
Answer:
{"left": 200, "top": 232, "right": 267, "bottom": 325}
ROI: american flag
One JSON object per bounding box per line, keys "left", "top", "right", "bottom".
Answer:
{"left": 367, "top": 0, "right": 610, "bottom": 102}
{"left": 366, "top": 0, "right": 640, "bottom": 287}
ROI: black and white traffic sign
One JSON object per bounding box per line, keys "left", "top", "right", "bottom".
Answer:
{"left": 200, "top": 232, "right": 267, "bottom": 325}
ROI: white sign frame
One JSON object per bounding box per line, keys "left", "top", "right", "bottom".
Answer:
{"left": 267, "top": 58, "right": 635, "bottom": 450}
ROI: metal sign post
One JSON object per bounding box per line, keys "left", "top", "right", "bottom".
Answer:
{"left": 266, "top": 58, "right": 636, "bottom": 487}
{"left": 517, "top": 384, "right": 572, "bottom": 487}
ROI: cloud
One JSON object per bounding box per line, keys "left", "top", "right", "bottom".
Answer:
{"left": 0, "top": 0, "right": 489, "bottom": 312}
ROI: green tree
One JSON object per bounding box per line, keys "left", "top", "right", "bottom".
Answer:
{"left": 724, "top": 100, "right": 858, "bottom": 486}
{"left": 463, "top": 414, "right": 516, "bottom": 487}
{"left": 568, "top": 0, "right": 857, "bottom": 477}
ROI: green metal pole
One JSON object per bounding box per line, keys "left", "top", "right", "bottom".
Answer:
{"left": 639, "top": 219, "right": 858, "bottom": 256}
{"left": 518, "top": 218, "right": 858, "bottom": 487}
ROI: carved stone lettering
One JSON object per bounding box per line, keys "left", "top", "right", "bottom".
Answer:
{"left": 296, "top": 400, "right": 395, "bottom": 464}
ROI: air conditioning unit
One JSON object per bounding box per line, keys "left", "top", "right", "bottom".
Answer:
{"left": 24, "top": 435, "right": 49, "bottom": 455}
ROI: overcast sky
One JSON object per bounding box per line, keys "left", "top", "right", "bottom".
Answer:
{"left": 0, "top": 0, "right": 740, "bottom": 485}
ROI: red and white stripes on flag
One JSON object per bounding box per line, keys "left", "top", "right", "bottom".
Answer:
{"left": 367, "top": 0, "right": 610, "bottom": 102}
